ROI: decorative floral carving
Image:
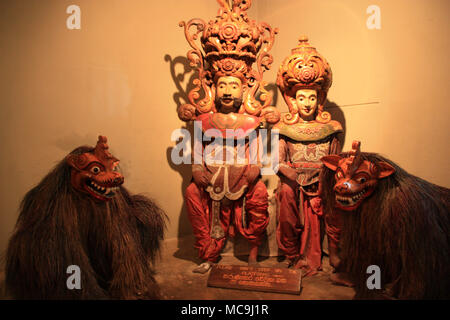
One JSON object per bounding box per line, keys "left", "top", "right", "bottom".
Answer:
{"left": 178, "top": 0, "right": 278, "bottom": 120}
{"left": 296, "top": 65, "right": 317, "bottom": 83}
{"left": 219, "top": 22, "right": 240, "bottom": 41}
{"left": 277, "top": 36, "right": 333, "bottom": 124}
{"left": 178, "top": 103, "right": 197, "bottom": 122}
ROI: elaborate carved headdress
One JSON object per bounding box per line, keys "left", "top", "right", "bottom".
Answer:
{"left": 178, "top": 0, "right": 278, "bottom": 121}
{"left": 277, "top": 36, "right": 332, "bottom": 124}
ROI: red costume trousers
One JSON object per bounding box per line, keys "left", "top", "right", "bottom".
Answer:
{"left": 277, "top": 180, "right": 342, "bottom": 274}
{"left": 185, "top": 180, "right": 269, "bottom": 263}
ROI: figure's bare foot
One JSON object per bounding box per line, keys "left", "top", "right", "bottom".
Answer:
{"left": 293, "top": 258, "right": 308, "bottom": 269}
{"left": 282, "top": 260, "right": 292, "bottom": 268}
{"left": 282, "top": 256, "right": 299, "bottom": 268}
{"left": 248, "top": 245, "right": 259, "bottom": 266}
{"left": 330, "top": 272, "right": 354, "bottom": 287}
{"left": 302, "top": 269, "right": 320, "bottom": 277}
{"left": 292, "top": 258, "right": 321, "bottom": 277}
{"left": 193, "top": 262, "right": 212, "bottom": 274}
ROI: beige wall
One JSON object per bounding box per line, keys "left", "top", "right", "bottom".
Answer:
{"left": 259, "top": 0, "right": 450, "bottom": 184}
{"left": 0, "top": 0, "right": 449, "bottom": 258}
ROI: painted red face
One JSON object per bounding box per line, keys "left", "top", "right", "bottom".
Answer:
{"left": 66, "top": 136, "right": 124, "bottom": 201}
{"left": 321, "top": 141, "right": 395, "bottom": 211}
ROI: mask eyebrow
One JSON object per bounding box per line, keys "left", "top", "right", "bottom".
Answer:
{"left": 296, "top": 92, "right": 317, "bottom": 98}
{"left": 218, "top": 81, "right": 240, "bottom": 86}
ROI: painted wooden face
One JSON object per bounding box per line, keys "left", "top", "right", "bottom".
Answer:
{"left": 295, "top": 89, "right": 318, "bottom": 120}
{"left": 66, "top": 136, "right": 124, "bottom": 201}
{"left": 215, "top": 76, "right": 243, "bottom": 113}
{"left": 321, "top": 146, "right": 395, "bottom": 211}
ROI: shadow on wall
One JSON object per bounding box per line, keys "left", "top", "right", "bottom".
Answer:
{"left": 164, "top": 54, "right": 201, "bottom": 263}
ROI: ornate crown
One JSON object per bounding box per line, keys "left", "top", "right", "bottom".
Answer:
{"left": 277, "top": 36, "right": 333, "bottom": 124}
{"left": 178, "top": 0, "right": 277, "bottom": 121}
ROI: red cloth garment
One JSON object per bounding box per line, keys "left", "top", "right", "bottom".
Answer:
{"left": 185, "top": 180, "right": 269, "bottom": 263}
{"left": 325, "top": 208, "right": 343, "bottom": 251}
{"left": 276, "top": 179, "right": 302, "bottom": 262}
{"left": 234, "top": 181, "right": 269, "bottom": 246}
{"left": 276, "top": 134, "right": 343, "bottom": 275}
{"left": 185, "top": 182, "right": 226, "bottom": 263}
{"left": 276, "top": 182, "right": 324, "bottom": 274}
{"left": 298, "top": 193, "right": 323, "bottom": 275}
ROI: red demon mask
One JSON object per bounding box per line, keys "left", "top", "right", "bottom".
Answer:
{"left": 66, "top": 136, "right": 124, "bottom": 201}
{"left": 321, "top": 141, "right": 395, "bottom": 211}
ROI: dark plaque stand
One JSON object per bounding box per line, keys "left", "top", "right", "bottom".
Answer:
{"left": 207, "top": 264, "right": 302, "bottom": 295}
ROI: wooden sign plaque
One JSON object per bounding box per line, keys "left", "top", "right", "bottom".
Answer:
{"left": 207, "top": 264, "right": 302, "bottom": 295}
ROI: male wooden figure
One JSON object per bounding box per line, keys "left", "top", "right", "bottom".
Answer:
{"left": 178, "top": 0, "right": 279, "bottom": 273}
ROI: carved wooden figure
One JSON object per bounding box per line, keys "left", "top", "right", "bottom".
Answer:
{"left": 274, "top": 37, "right": 344, "bottom": 276}
{"left": 321, "top": 141, "right": 450, "bottom": 299}
{"left": 178, "top": 0, "right": 279, "bottom": 273}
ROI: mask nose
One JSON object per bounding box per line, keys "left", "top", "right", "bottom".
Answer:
{"left": 113, "top": 173, "right": 124, "bottom": 186}
{"left": 334, "top": 181, "right": 351, "bottom": 193}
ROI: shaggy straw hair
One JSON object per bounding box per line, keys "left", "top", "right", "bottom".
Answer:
{"left": 5, "top": 146, "right": 167, "bottom": 299}
{"left": 321, "top": 152, "right": 450, "bottom": 299}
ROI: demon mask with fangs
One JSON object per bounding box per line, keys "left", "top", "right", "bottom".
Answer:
{"left": 66, "top": 135, "right": 124, "bottom": 201}
{"left": 321, "top": 141, "right": 395, "bottom": 211}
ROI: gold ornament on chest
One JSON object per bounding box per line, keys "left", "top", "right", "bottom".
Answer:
{"left": 291, "top": 141, "right": 330, "bottom": 162}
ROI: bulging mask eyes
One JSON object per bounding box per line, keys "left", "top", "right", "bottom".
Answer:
{"left": 354, "top": 172, "right": 370, "bottom": 184}
{"left": 91, "top": 166, "right": 101, "bottom": 174}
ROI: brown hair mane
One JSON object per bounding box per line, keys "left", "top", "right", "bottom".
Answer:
{"left": 321, "top": 152, "right": 450, "bottom": 299}
{"left": 5, "top": 146, "right": 167, "bottom": 299}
